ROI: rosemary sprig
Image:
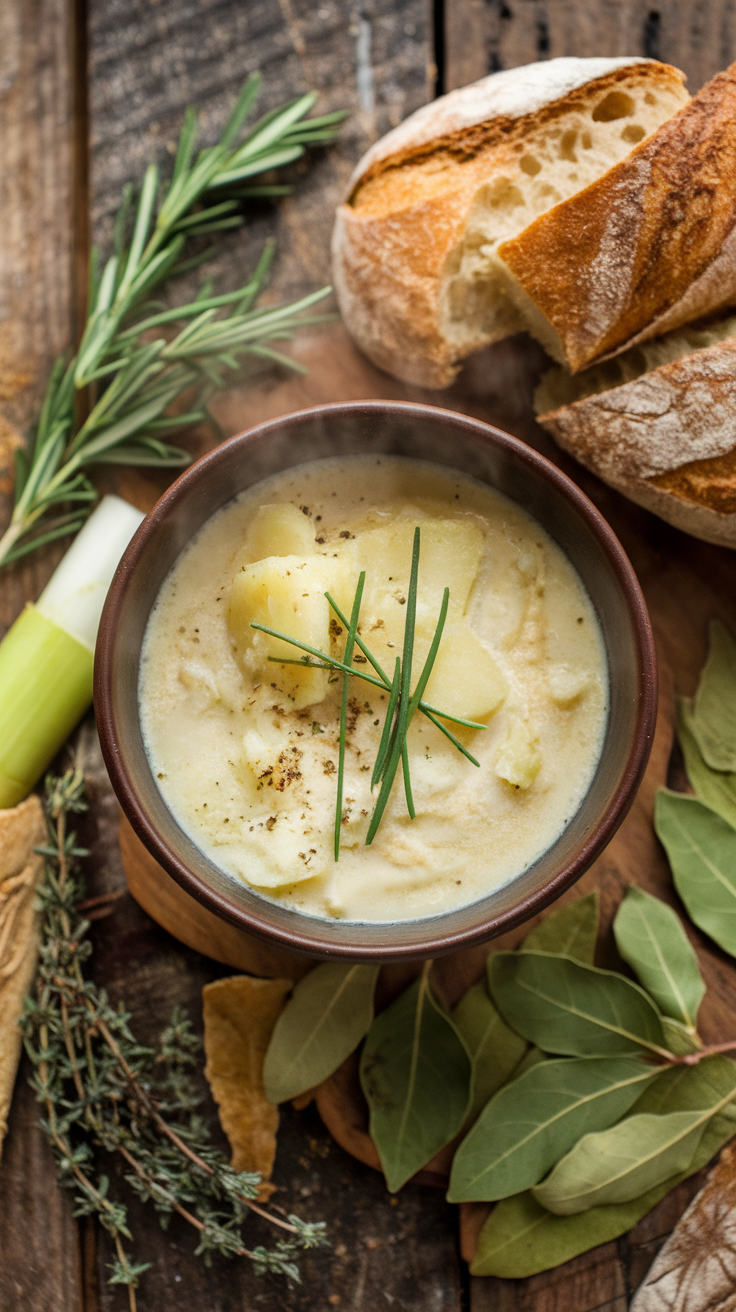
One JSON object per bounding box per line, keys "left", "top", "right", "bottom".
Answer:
{"left": 23, "top": 768, "right": 327, "bottom": 1309}
{"left": 251, "top": 528, "right": 485, "bottom": 852}
{"left": 0, "top": 74, "right": 345, "bottom": 569}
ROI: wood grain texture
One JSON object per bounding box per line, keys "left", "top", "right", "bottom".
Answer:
{"left": 89, "top": 0, "right": 432, "bottom": 303}
{"left": 445, "top": 0, "right": 736, "bottom": 95}
{"left": 0, "top": 0, "right": 82, "bottom": 637}
{"left": 0, "top": 3, "right": 88, "bottom": 1308}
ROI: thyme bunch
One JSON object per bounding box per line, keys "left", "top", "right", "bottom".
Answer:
{"left": 0, "top": 73, "right": 344, "bottom": 569}
{"left": 22, "top": 768, "right": 327, "bottom": 1309}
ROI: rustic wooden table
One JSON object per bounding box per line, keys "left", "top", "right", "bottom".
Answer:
{"left": 2, "top": 2, "right": 736, "bottom": 1308}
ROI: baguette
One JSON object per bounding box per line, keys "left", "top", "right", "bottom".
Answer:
{"left": 536, "top": 316, "right": 736, "bottom": 549}
{"left": 332, "top": 58, "right": 689, "bottom": 388}
{"left": 499, "top": 64, "right": 736, "bottom": 373}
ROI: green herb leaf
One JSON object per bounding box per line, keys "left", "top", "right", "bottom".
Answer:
{"left": 532, "top": 1110, "right": 708, "bottom": 1214}
{"left": 655, "top": 790, "right": 736, "bottom": 958}
{"left": 613, "top": 886, "right": 704, "bottom": 1030}
{"left": 661, "top": 1017, "right": 704, "bottom": 1057}
{"left": 487, "top": 951, "right": 669, "bottom": 1057}
{"left": 471, "top": 1055, "right": 736, "bottom": 1278}
{"left": 520, "top": 892, "right": 599, "bottom": 963}
{"left": 690, "top": 620, "right": 736, "bottom": 771}
{"left": 447, "top": 1055, "right": 658, "bottom": 1202}
{"left": 677, "top": 698, "right": 736, "bottom": 829}
{"left": 451, "top": 979, "right": 527, "bottom": 1123}
{"left": 263, "top": 962, "right": 379, "bottom": 1104}
{"left": 360, "top": 963, "right": 471, "bottom": 1192}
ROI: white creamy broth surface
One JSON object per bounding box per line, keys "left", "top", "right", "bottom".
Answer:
{"left": 139, "top": 455, "right": 608, "bottom": 922}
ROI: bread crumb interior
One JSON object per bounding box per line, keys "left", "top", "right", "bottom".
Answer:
{"left": 438, "top": 73, "right": 688, "bottom": 357}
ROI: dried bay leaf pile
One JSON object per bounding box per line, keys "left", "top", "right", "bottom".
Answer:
{"left": 210, "top": 890, "right": 736, "bottom": 1281}
{"left": 203, "top": 624, "right": 736, "bottom": 1281}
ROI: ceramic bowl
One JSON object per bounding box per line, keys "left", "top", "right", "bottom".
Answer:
{"left": 95, "top": 401, "right": 657, "bottom": 961}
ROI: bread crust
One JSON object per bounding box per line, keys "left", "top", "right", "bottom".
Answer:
{"left": 538, "top": 338, "right": 736, "bottom": 548}
{"left": 332, "top": 59, "right": 682, "bottom": 389}
{"left": 500, "top": 64, "right": 736, "bottom": 373}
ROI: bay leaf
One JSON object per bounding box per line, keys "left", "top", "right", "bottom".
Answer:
{"left": 263, "top": 961, "right": 379, "bottom": 1104}
{"left": 655, "top": 790, "right": 736, "bottom": 958}
{"left": 630, "top": 1142, "right": 736, "bottom": 1312}
{"left": 471, "top": 1056, "right": 736, "bottom": 1279}
{"left": 360, "top": 963, "right": 471, "bottom": 1192}
{"left": 520, "top": 892, "right": 599, "bottom": 963}
{"left": 447, "top": 1055, "right": 658, "bottom": 1203}
{"left": 661, "top": 1017, "right": 703, "bottom": 1057}
{"left": 452, "top": 979, "right": 527, "bottom": 1123}
{"left": 613, "top": 886, "right": 704, "bottom": 1030}
{"left": 202, "top": 975, "right": 292, "bottom": 1197}
{"left": 678, "top": 698, "right": 736, "bottom": 830}
{"left": 690, "top": 619, "right": 736, "bottom": 772}
{"left": 487, "top": 951, "right": 668, "bottom": 1057}
{"left": 532, "top": 1110, "right": 708, "bottom": 1215}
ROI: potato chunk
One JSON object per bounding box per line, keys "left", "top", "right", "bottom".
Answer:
{"left": 244, "top": 504, "right": 315, "bottom": 561}
{"left": 495, "top": 715, "right": 541, "bottom": 789}
{"left": 335, "top": 518, "right": 485, "bottom": 676}
{"left": 229, "top": 555, "right": 345, "bottom": 709}
{"left": 423, "top": 627, "right": 507, "bottom": 721}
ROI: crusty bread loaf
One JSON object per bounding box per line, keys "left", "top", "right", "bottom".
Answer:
{"left": 332, "top": 58, "right": 689, "bottom": 388}
{"left": 536, "top": 316, "right": 736, "bottom": 549}
{"left": 498, "top": 63, "right": 736, "bottom": 374}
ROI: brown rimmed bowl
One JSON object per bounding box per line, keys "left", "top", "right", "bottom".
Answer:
{"left": 95, "top": 400, "right": 657, "bottom": 962}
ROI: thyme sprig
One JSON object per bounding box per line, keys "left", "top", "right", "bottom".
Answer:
{"left": 0, "top": 73, "right": 345, "bottom": 569}
{"left": 251, "top": 528, "right": 486, "bottom": 854}
{"left": 22, "top": 768, "right": 327, "bottom": 1309}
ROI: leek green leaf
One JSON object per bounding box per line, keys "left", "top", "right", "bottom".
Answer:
{"left": 613, "top": 886, "right": 704, "bottom": 1030}
{"left": 263, "top": 962, "right": 379, "bottom": 1104}
{"left": 451, "top": 979, "right": 526, "bottom": 1122}
{"left": 360, "top": 964, "right": 471, "bottom": 1192}
{"left": 690, "top": 620, "right": 736, "bottom": 771}
{"left": 487, "top": 951, "right": 668, "bottom": 1057}
{"left": 532, "top": 1110, "right": 707, "bottom": 1214}
{"left": 655, "top": 790, "right": 736, "bottom": 957}
{"left": 520, "top": 892, "right": 598, "bottom": 963}
{"left": 447, "top": 1055, "right": 658, "bottom": 1202}
{"left": 678, "top": 698, "right": 736, "bottom": 830}
{"left": 471, "top": 1056, "right": 736, "bottom": 1278}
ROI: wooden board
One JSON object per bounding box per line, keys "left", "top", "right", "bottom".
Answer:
{"left": 3, "top": 1, "right": 736, "bottom": 1308}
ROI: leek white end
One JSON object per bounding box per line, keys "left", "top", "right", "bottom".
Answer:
{"left": 0, "top": 496, "right": 144, "bottom": 808}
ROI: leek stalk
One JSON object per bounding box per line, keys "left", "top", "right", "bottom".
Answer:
{"left": 0, "top": 496, "right": 144, "bottom": 807}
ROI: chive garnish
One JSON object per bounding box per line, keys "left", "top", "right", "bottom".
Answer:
{"left": 372, "top": 657, "right": 401, "bottom": 788}
{"left": 334, "top": 571, "right": 365, "bottom": 860}
{"left": 250, "top": 527, "right": 489, "bottom": 854}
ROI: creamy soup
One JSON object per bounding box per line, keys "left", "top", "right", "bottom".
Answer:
{"left": 139, "top": 456, "right": 608, "bottom": 922}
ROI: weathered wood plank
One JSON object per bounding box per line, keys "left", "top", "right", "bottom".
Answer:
{"left": 0, "top": 2, "right": 87, "bottom": 1307}
{"left": 445, "top": 0, "right": 736, "bottom": 94}
{"left": 89, "top": 0, "right": 432, "bottom": 305}
{"left": 0, "top": 0, "right": 83, "bottom": 637}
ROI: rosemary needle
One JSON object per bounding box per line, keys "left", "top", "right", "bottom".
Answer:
{"left": 335, "top": 572, "right": 365, "bottom": 859}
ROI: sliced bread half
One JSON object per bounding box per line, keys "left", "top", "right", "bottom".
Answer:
{"left": 498, "top": 63, "right": 736, "bottom": 373}
{"left": 536, "top": 315, "right": 736, "bottom": 549}
{"left": 332, "top": 58, "right": 689, "bottom": 388}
